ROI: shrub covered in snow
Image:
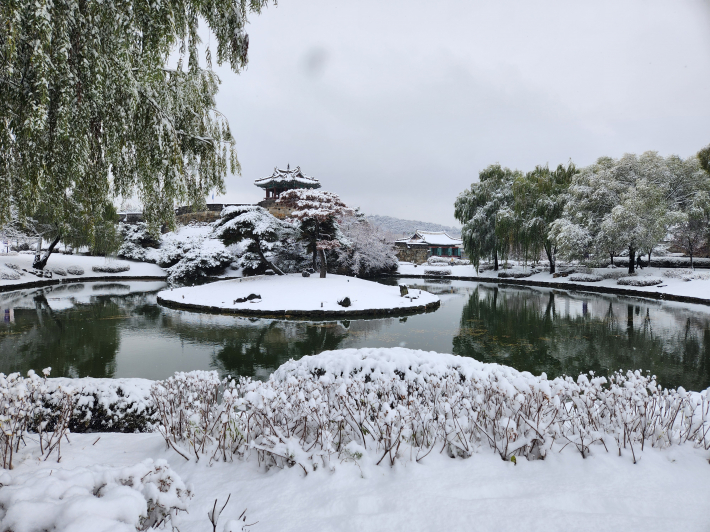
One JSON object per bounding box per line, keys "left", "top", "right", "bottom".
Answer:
{"left": 0, "top": 267, "right": 20, "bottom": 280}
{"left": 164, "top": 240, "right": 233, "bottom": 283}
{"left": 150, "top": 348, "right": 710, "bottom": 471}
{"left": 568, "top": 273, "right": 602, "bottom": 282}
{"left": 67, "top": 265, "right": 84, "bottom": 275}
{"left": 427, "top": 257, "right": 471, "bottom": 266}
{"left": 424, "top": 268, "right": 452, "bottom": 276}
{"left": 0, "top": 369, "right": 73, "bottom": 469}
{"left": 117, "top": 222, "right": 160, "bottom": 262}
{"left": 662, "top": 269, "right": 710, "bottom": 281}
{"left": 92, "top": 263, "right": 131, "bottom": 273}
{"left": 599, "top": 269, "right": 630, "bottom": 280}
{"left": 617, "top": 277, "right": 663, "bottom": 286}
{"left": 50, "top": 266, "right": 66, "bottom": 276}
{"left": 497, "top": 270, "right": 533, "bottom": 278}
{"left": 0, "top": 459, "right": 191, "bottom": 531}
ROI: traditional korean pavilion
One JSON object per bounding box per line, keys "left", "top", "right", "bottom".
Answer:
{"left": 394, "top": 230, "right": 465, "bottom": 263}
{"left": 254, "top": 165, "right": 321, "bottom": 199}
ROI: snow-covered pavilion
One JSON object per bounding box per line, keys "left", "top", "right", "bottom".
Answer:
{"left": 394, "top": 231, "right": 465, "bottom": 263}
{"left": 254, "top": 165, "right": 321, "bottom": 200}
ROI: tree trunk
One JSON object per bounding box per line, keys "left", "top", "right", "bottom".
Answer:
{"left": 255, "top": 239, "right": 284, "bottom": 275}
{"left": 610, "top": 252, "right": 614, "bottom": 266}
{"left": 545, "top": 244, "right": 555, "bottom": 275}
{"left": 628, "top": 246, "right": 635, "bottom": 274}
{"left": 494, "top": 249, "right": 499, "bottom": 271}
{"left": 318, "top": 249, "right": 327, "bottom": 278}
{"left": 312, "top": 221, "right": 320, "bottom": 271}
{"left": 647, "top": 249, "right": 652, "bottom": 266}
{"left": 33, "top": 234, "right": 61, "bottom": 270}
{"left": 689, "top": 239, "right": 694, "bottom": 269}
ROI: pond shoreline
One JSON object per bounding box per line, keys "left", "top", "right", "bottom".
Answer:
{"left": 390, "top": 273, "right": 710, "bottom": 306}
{"left": 0, "top": 275, "right": 168, "bottom": 293}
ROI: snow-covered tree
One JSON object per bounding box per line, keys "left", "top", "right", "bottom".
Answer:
{"left": 213, "top": 206, "right": 291, "bottom": 275}
{"left": 277, "top": 190, "right": 352, "bottom": 278}
{"left": 671, "top": 192, "right": 710, "bottom": 268}
{"left": 1, "top": 0, "right": 269, "bottom": 268}
{"left": 337, "top": 215, "right": 397, "bottom": 277}
{"left": 511, "top": 163, "right": 576, "bottom": 273}
{"left": 551, "top": 152, "right": 706, "bottom": 273}
{"left": 455, "top": 164, "right": 519, "bottom": 272}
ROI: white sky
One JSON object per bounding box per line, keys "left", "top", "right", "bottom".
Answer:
{"left": 210, "top": 0, "right": 710, "bottom": 226}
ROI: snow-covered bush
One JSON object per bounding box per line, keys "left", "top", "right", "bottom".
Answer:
{"left": 568, "top": 274, "right": 602, "bottom": 282}
{"left": 617, "top": 277, "right": 663, "bottom": 286}
{"left": 150, "top": 348, "right": 710, "bottom": 471}
{"left": 92, "top": 263, "right": 131, "bottom": 273}
{"left": 599, "top": 269, "right": 630, "bottom": 280}
{"left": 67, "top": 265, "right": 84, "bottom": 275}
{"left": 117, "top": 222, "right": 160, "bottom": 262}
{"left": 662, "top": 269, "right": 710, "bottom": 281}
{"left": 0, "top": 267, "right": 20, "bottom": 280}
{"left": 0, "top": 459, "right": 191, "bottom": 531}
{"left": 424, "top": 268, "right": 451, "bottom": 276}
{"left": 0, "top": 369, "right": 73, "bottom": 469}
{"left": 427, "top": 257, "right": 470, "bottom": 266}
{"left": 164, "top": 239, "right": 233, "bottom": 283}
{"left": 497, "top": 270, "right": 532, "bottom": 278}
{"left": 50, "top": 266, "right": 66, "bottom": 276}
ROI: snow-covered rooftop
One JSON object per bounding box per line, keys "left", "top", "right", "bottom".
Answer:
{"left": 396, "top": 230, "right": 463, "bottom": 246}
{"left": 254, "top": 166, "right": 321, "bottom": 190}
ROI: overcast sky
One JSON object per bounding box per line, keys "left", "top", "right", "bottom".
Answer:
{"left": 210, "top": 0, "right": 710, "bottom": 227}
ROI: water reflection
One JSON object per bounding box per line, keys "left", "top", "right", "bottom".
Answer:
{"left": 452, "top": 284, "right": 710, "bottom": 391}
{"left": 1, "top": 280, "right": 709, "bottom": 390}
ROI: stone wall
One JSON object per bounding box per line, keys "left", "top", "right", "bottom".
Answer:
{"left": 394, "top": 242, "right": 429, "bottom": 264}
{"left": 258, "top": 199, "right": 293, "bottom": 220}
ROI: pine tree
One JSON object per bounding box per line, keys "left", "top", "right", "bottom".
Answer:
{"left": 213, "top": 206, "right": 289, "bottom": 275}
{"left": 277, "top": 190, "right": 352, "bottom": 278}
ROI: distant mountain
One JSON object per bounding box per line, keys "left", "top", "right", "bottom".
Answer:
{"left": 365, "top": 214, "right": 461, "bottom": 239}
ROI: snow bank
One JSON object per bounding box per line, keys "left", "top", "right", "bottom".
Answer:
{"left": 0, "top": 253, "right": 166, "bottom": 289}
{"left": 0, "top": 459, "right": 190, "bottom": 532}
{"left": 157, "top": 274, "right": 439, "bottom": 314}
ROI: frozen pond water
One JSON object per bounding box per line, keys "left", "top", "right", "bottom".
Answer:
{"left": 1, "top": 279, "right": 709, "bottom": 390}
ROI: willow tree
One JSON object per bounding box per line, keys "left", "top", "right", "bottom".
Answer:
{"left": 1, "top": 0, "right": 268, "bottom": 268}
{"left": 454, "top": 164, "right": 519, "bottom": 272}
{"left": 511, "top": 163, "right": 576, "bottom": 273}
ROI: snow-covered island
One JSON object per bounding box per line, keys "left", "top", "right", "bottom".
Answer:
{"left": 157, "top": 274, "right": 439, "bottom": 316}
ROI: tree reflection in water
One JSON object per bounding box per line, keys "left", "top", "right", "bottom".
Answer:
{"left": 452, "top": 285, "right": 710, "bottom": 390}
{"left": 1, "top": 280, "right": 709, "bottom": 390}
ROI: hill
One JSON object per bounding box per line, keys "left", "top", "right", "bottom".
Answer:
{"left": 365, "top": 214, "right": 461, "bottom": 239}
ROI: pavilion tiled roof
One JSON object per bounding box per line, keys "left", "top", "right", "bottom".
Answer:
{"left": 254, "top": 166, "right": 321, "bottom": 190}
{"left": 396, "top": 230, "right": 463, "bottom": 246}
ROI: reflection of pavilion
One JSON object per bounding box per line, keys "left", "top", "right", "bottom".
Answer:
{"left": 255, "top": 164, "right": 321, "bottom": 219}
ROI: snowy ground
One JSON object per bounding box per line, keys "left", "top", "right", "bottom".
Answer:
{"left": 3, "top": 347, "right": 709, "bottom": 532}
{"left": 0, "top": 252, "right": 166, "bottom": 288}
{"left": 4, "top": 432, "right": 709, "bottom": 532}
{"left": 158, "top": 274, "right": 438, "bottom": 313}
{"left": 397, "top": 262, "right": 710, "bottom": 302}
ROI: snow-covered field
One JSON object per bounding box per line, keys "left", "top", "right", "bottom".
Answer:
{"left": 397, "top": 263, "right": 710, "bottom": 302}
{"left": 3, "top": 347, "right": 709, "bottom": 532}
{"left": 0, "top": 253, "right": 166, "bottom": 288}
{"left": 158, "top": 274, "right": 438, "bottom": 313}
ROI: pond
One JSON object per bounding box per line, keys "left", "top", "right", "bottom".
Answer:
{"left": 1, "top": 279, "right": 709, "bottom": 391}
